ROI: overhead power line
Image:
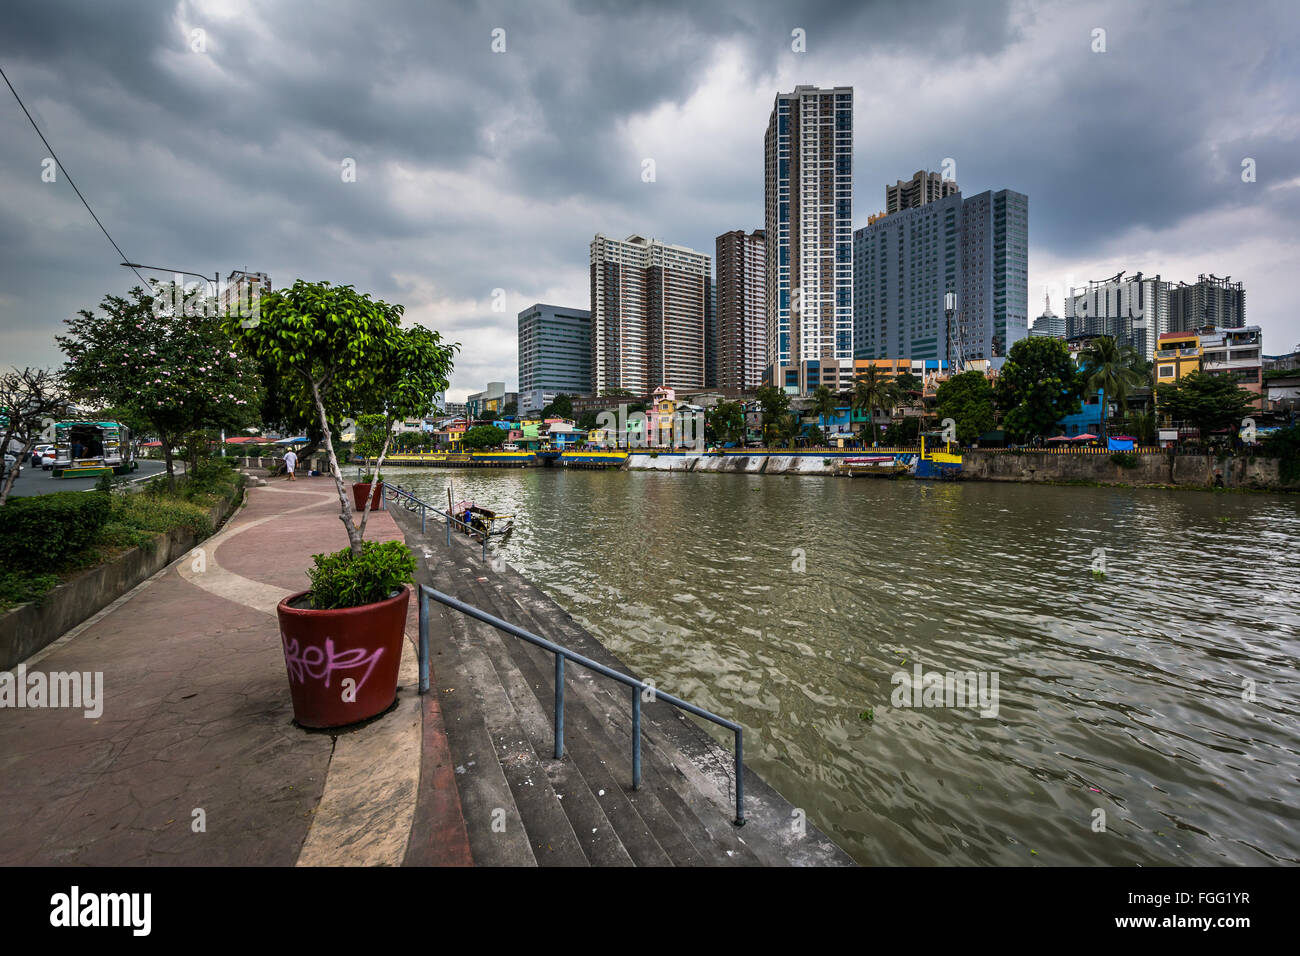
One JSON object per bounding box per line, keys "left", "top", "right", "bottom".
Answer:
{"left": 0, "top": 62, "right": 151, "bottom": 287}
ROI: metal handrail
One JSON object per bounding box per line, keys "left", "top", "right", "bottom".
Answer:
{"left": 383, "top": 482, "right": 490, "bottom": 561}
{"left": 417, "top": 583, "right": 745, "bottom": 826}
{"left": 387, "top": 479, "right": 747, "bottom": 823}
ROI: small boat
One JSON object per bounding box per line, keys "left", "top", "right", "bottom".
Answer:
{"left": 838, "top": 455, "right": 910, "bottom": 478}
{"left": 451, "top": 499, "right": 515, "bottom": 537}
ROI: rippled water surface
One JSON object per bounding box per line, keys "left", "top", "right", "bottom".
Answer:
{"left": 389, "top": 466, "right": 1300, "bottom": 865}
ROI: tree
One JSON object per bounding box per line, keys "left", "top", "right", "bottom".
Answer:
{"left": 223, "top": 280, "right": 455, "bottom": 555}
{"left": 1156, "top": 371, "right": 1257, "bottom": 440}
{"left": 502, "top": 400, "right": 518, "bottom": 417}
{"left": 935, "top": 370, "right": 997, "bottom": 445}
{"left": 352, "top": 413, "right": 391, "bottom": 462}
{"left": 996, "top": 337, "right": 1083, "bottom": 442}
{"left": 461, "top": 424, "right": 507, "bottom": 450}
{"left": 756, "top": 385, "right": 790, "bottom": 445}
{"left": 0, "top": 368, "right": 71, "bottom": 505}
{"left": 255, "top": 354, "right": 343, "bottom": 464}
{"left": 810, "top": 384, "right": 838, "bottom": 426}
{"left": 775, "top": 412, "right": 801, "bottom": 449}
{"left": 850, "top": 366, "right": 902, "bottom": 443}
{"left": 58, "top": 285, "right": 261, "bottom": 487}
{"left": 1079, "top": 336, "right": 1144, "bottom": 441}
{"left": 895, "top": 371, "right": 923, "bottom": 394}
{"left": 705, "top": 400, "right": 746, "bottom": 447}
{"left": 541, "top": 394, "right": 573, "bottom": 419}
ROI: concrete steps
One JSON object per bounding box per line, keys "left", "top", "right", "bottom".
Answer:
{"left": 399, "top": 508, "right": 854, "bottom": 867}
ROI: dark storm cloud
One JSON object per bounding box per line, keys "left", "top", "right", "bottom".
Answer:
{"left": 1, "top": 0, "right": 1297, "bottom": 397}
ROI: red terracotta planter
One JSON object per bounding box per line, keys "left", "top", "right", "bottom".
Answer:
{"left": 276, "top": 587, "right": 409, "bottom": 729}
{"left": 351, "top": 481, "right": 384, "bottom": 511}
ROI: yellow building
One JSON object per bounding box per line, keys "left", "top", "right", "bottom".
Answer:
{"left": 1155, "top": 331, "right": 1202, "bottom": 387}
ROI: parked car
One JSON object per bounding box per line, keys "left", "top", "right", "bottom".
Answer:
{"left": 502, "top": 442, "right": 520, "bottom": 452}
{"left": 31, "top": 444, "right": 55, "bottom": 469}
{"left": 1, "top": 453, "right": 20, "bottom": 480}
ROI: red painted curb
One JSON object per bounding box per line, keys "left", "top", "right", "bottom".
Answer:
{"left": 402, "top": 638, "right": 474, "bottom": 867}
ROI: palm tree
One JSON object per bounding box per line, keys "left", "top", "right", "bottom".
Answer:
{"left": 811, "top": 384, "right": 838, "bottom": 439}
{"left": 850, "top": 366, "right": 903, "bottom": 446}
{"left": 1080, "top": 337, "right": 1144, "bottom": 441}
{"left": 780, "top": 412, "right": 803, "bottom": 449}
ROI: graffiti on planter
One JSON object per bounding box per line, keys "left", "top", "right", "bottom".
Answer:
{"left": 281, "top": 636, "right": 384, "bottom": 692}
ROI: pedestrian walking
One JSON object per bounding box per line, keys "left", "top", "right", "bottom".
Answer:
{"left": 283, "top": 448, "right": 298, "bottom": 481}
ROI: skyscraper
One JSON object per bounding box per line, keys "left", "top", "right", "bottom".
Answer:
{"left": 885, "top": 170, "right": 959, "bottom": 216}
{"left": 764, "top": 85, "right": 854, "bottom": 392}
{"left": 853, "top": 187, "right": 1028, "bottom": 364}
{"left": 517, "top": 303, "right": 592, "bottom": 396}
{"left": 1169, "top": 274, "right": 1246, "bottom": 331}
{"left": 589, "top": 234, "right": 712, "bottom": 395}
{"left": 715, "top": 229, "right": 767, "bottom": 390}
{"left": 1065, "top": 272, "right": 1169, "bottom": 361}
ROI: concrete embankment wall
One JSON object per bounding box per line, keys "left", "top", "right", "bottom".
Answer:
{"left": 628, "top": 453, "right": 839, "bottom": 475}
{"left": 627, "top": 451, "right": 1298, "bottom": 491}
{"left": 962, "top": 451, "right": 1297, "bottom": 491}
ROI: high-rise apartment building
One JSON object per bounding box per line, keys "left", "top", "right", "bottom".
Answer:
{"left": 517, "top": 303, "right": 592, "bottom": 397}
{"left": 1065, "top": 272, "right": 1169, "bottom": 362}
{"left": 764, "top": 85, "right": 854, "bottom": 392}
{"left": 1169, "top": 274, "right": 1246, "bottom": 332}
{"left": 853, "top": 187, "right": 1028, "bottom": 364}
{"left": 886, "top": 170, "right": 959, "bottom": 216}
{"left": 715, "top": 229, "right": 768, "bottom": 390}
{"left": 589, "top": 234, "right": 712, "bottom": 394}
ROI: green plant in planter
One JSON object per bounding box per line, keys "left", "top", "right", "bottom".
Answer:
{"left": 306, "top": 539, "right": 416, "bottom": 610}
{"left": 224, "top": 280, "right": 455, "bottom": 609}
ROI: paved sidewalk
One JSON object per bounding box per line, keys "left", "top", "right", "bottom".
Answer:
{"left": 0, "top": 475, "right": 470, "bottom": 866}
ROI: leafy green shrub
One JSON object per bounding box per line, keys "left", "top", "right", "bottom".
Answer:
{"left": 0, "top": 491, "right": 112, "bottom": 569}
{"left": 113, "top": 494, "right": 213, "bottom": 538}
{"left": 1110, "top": 451, "right": 1139, "bottom": 469}
{"left": 0, "top": 569, "right": 61, "bottom": 610}
{"left": 181, "top": 458, "right": 240, "bottom": 502}
{"left": 306, "top": 540, "right": 415, "bottom": 610}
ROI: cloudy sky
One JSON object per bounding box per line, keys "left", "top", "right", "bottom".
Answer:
{"left": 2, "top": 0, "right": 1297, "bottom": 401}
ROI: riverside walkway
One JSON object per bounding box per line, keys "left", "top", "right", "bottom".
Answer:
{"left": 0, "top": 474, "right": 470, "bottom": 866}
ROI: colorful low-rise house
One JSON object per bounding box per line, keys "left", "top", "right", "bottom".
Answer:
{"left": 546, "top": 420, "right": 584, "bottom": 448}
{"left": 1199, "top": 326, "right": 1263, "bottom": 409}
{"left": 645, "top": 385, "right": 676, "bottom": 446}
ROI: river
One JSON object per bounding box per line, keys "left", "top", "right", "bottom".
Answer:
{"left": 385, "top": 465, "right": 1300, "bottom": 866}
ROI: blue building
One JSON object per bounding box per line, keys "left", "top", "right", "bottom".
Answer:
{"left": 1055, "top": 388, "right": 1105, "bottom": 438}
{"left": 517, "top": 303, "right": 592, "bottom": 397}
{"left": 853, "top": 187, "right": 1028, "bottom": 363}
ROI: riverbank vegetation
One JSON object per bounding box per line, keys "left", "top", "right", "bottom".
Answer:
{"left": 0, "top": 459, "right": 243, "bottom": 610}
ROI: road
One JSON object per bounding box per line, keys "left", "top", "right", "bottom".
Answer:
{"left": 3, "top": 458, "right": 172, "bottom": 497}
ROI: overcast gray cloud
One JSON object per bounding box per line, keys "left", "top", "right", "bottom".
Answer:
{"left": 2, "top": 0, "right": 1297, "bottom": 400}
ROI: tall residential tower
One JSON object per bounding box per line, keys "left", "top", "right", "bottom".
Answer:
{"left": 764, "top": 85, "right": 854, "bottom": 393}
{"left": 715, "top": 229, "right": 767, "bottom": 390}
{"left": 589, "top": 234, "right": 712, "bottom": 395}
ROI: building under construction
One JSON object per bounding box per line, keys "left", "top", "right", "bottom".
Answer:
{"left": 1168, "top": 274, "right": 1245, "bottom": 332}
